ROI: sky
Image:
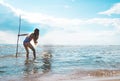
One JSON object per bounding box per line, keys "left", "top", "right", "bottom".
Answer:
{"left": 0, "top": 0, "right": 120, "bottom": 45}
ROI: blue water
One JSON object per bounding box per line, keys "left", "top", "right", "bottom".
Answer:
{"left": 0, "top": 44, "right": 120, "bottom": 76}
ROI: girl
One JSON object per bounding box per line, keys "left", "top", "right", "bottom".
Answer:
{"left": 19, "top": 28, "right": 39, "bottom": 59}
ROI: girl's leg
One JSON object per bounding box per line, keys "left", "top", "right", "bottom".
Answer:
{"left": 27, "top": 43, "right": 36, "bottom": 59}
{"left": 23, "top": 43, "right": 29, "bottom": 58}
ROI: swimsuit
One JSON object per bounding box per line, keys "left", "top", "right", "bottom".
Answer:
{"left": 23, "top": 37, "right": 31, "bottom": 43}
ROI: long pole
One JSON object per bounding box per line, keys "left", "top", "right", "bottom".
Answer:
{"left": 16, "top": 15, "right": 21, "bottom": 58}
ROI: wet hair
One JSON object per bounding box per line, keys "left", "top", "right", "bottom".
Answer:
{"left": 34, "top": 28, "right": 39, "bottom": 41}
{"left": 34, "top": 28, "right": 39, "bottom": 33}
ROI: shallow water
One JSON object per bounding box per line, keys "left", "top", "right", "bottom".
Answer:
{"left": 0, "top": 44, "right": 120, "bottom": 77}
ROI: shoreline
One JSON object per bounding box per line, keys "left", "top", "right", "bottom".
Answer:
{"left": 0, "top": 69, "right": 120, "bottom": 81}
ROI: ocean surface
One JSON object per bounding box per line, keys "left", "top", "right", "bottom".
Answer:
{"left": 0, "top": 44, "right": 120, "bottom": 77}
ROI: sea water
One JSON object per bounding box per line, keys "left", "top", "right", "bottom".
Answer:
{"left": 0, "top": 44, "right": 120, "bottom": 77}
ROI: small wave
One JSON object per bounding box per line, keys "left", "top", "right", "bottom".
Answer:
{"left": 0, "top": 54, "right": 25, "bottom": 59}
{"left": 0, "top": 71, "right": 5, "bottom": 73}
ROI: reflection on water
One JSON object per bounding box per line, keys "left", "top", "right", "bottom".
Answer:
{"left": 41, "top": 57, "right": 51, "bottom": 73}
{"left": 23, "top": 51, "right": 52, "bottom": 75}
{"left": 41, "top": 51, "right": 52, "bottom": 73}
{"left": 24, "top": 59, "right": 39, "bottom": 75}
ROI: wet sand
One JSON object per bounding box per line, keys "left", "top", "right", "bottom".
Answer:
{"left": 0, "top": 69, "right": 120, "bottom": 81}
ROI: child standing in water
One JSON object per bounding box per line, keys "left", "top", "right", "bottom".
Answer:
{"left": 18, "top": 28, "right": 39, "bottom": 59}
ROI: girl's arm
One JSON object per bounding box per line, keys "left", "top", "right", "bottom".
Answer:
{"left": 33, "top": 35, "right": 38, "bottom": 44}
{"left": 18, "top": 34, "right": 28, "bottom": 36}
